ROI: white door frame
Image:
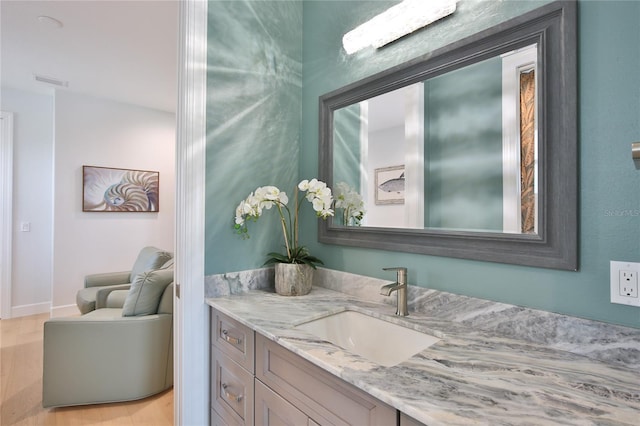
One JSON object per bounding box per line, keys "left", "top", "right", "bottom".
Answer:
{"left": 0, "top": 111, "right": 14, "bottom": 319}
{"left": 175, "top": 0, "right": 208, "bottom": 424}
{"left": 404, "top": 83, "right": 425, "bottom": 229}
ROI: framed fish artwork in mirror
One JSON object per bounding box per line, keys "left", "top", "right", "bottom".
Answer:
{"left": 82, "top": 165, "right": 160, "bottom": 212}
{"left": 375, "top": 165, "right": 405, "bottom": 205}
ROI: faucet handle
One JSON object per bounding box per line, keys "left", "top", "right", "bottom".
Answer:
{"left": 382, "top": 267, "right": 407, "bottom": 283}
{"left": 382, "top": 267, "right": 407, "bottom": 273}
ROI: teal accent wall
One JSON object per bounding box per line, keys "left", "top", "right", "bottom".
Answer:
{"left": 424, "top": 56, "right": 503, "bottom": 231}
{"left": 205, "top": 0, "right": 303, "bottom": 274}
{"left": 206, "top": 0, "right": 640, "bottom": 328}
{"left": 300, "top": 0, "right": 640, "bottom": 328}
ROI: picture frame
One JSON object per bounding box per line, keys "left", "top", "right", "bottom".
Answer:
{"left": 82, "top": 165, "right": 160, "bottom": 212}
{"left": 375, "top": 165, "right": 405, "bottom": 205}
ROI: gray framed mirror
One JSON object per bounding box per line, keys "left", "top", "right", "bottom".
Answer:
{"left": 319, "top": 1, "right": 577, "bottom": 270}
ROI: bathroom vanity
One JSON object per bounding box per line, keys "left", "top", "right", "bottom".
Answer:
{"left": 210, "top": 308, "right": 396, "bottom": 425}
{"left": 206, "top": 273, "right": 640, "bottom": 426}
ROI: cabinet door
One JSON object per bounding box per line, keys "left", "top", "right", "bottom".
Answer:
{"left": 256, "top": 334, "right": 396, "bottom": 426}
{"left": 211, "top": 350, "right": 255, "bottom": 426}
{"left": 255, "top": 380, "right": 309, "bottom": 426}
{"left": 400, "top": 413, "right": 426, "bottom": 426}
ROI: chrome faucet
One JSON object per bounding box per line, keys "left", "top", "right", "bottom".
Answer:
{"left": 381, "top": 267, "right": 408, "bottom": 316}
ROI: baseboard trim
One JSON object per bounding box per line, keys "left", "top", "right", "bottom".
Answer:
{"left": 50, "top": 304, "right": 80, "bottom": 318}
{"left": 11, "top": 301, "right": 50, "bottom": 318}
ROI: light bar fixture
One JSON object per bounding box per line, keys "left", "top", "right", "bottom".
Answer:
{"left": 342, "top": 0, "right": 457, "bottom": 55}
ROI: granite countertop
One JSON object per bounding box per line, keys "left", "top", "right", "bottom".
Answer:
{"left": 206, "top": 285, "right": 639, "bottom": 426}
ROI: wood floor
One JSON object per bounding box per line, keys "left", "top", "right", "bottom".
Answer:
{"left": 0, "top": 313, "right": 173, "bottom": 426}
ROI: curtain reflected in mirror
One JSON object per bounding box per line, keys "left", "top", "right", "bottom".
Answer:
{"left": 520, "top": 70, "right": 536, "bottom": 234}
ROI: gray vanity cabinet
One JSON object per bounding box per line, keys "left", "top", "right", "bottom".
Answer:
{"left": 211, "top": 308, "right": 397, "bottom": 426}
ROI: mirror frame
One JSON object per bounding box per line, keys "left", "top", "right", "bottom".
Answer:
{"left": 318, "top": 1, "right": 577, "bottom": 270}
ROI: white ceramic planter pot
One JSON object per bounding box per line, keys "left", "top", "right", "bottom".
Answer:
{"left": 274, "top": 263, "right": 313, "bottom": 296}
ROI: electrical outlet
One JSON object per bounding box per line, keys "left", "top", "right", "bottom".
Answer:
{"left": 610, "top": 261, "right": 640, "bottom": 306}
{"left": 619, "top": 270, "right": 638, "bottom": 297}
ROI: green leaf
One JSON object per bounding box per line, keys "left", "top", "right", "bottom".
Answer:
{"left": 263, "top": 246, "right": 324, "bottom": 269}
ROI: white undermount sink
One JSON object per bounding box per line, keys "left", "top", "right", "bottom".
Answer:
{"left": 295, "top": 310, "right": 441, "bottom": 367}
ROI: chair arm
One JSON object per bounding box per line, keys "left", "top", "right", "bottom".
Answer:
{"left": 95, "top": 285, "right": 131, "bottom": 309}
{"left": 42, "top": 313, "right": 173, "bottom": 408}
{"left": 84, "top": 271, "right": 131, "bottom": 288}
{"left": 106, "top": 290, "right": 129, "bottom": 308}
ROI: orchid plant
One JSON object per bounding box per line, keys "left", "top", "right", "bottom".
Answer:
{"left": 334, "top": 182, "right": 366, "bottom": 226}
{"left": 234, "top": 179, "right": 334, "bottom": 268}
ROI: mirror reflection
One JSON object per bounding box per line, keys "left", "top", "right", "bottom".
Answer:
{"left": 333, "top": 44, "right": 538, "bottom": 234}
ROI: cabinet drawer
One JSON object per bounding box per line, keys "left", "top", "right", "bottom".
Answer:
{"left": 255, "top": 379, "right": 309, "bottom": 426}
{"left": 211, "top": 350, "right": 255, "bottom": 426}
{"left": 256, "top": 334, "right": 396, "bottom": 426}
{"left": 212, "top": 309, "right": 255, "bottom": 373}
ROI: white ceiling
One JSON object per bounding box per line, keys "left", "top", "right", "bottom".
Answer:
{"left": 368, "top": 85, "right": 410, "bottom": 132}
{"left": 1, "top": 0, "right": 179, "bottom": 113}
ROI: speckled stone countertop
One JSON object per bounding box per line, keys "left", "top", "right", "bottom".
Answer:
{"left": 206, "top": 269, "right": 640, "bottom": 425}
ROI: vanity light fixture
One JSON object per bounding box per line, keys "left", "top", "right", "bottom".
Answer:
{"left": 342, "top": 0, "right": 457, "bottom": 55}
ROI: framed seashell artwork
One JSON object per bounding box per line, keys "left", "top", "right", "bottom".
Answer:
{"left": 82, "top": 165, "right": 160, "bottom": 212}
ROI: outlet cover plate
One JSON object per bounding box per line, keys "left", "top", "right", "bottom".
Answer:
{"left": 610, "top": 261, "right": 640, "bottom": 306}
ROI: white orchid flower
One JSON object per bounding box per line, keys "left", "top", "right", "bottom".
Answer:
{"left": 234, "top": 178, "right": 335, "bottom": 264}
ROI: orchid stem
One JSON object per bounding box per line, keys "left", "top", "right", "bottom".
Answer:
{"left": 293, "top": 188, "right": 299, "bottom": 249}
{"left": 277, "top": 204, "right": 291, "bottom": 259}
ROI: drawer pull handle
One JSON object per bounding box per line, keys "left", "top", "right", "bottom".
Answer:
{"left": 221, "top": 383, "right": 243, "bottom": 402}
{"left": 222, "top": 329, "right": 242, "bottom": 345}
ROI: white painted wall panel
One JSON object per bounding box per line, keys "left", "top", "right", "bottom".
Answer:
{"left": 52, "top": 91, "right": 175, "bottom": 314}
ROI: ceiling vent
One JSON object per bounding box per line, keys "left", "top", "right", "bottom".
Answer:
{"left": 34, "top": 74, "right": 69, "bottom": 87}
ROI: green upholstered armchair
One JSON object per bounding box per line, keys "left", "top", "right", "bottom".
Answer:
{"left": 76, "top": 246, "right": 172, "bottom": 314}
{"left": 43, "top": 280, "right": 174, "bottom": 408}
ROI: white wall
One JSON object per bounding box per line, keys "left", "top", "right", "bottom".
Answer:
{"left": 52, "top": 91, "right": 175, "bottom": 316}
{"left": 366, "top": 125, "right": 406, "bottom": 227}
{"left": 1, "top": 88, "right": 54, "bottom": 317}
